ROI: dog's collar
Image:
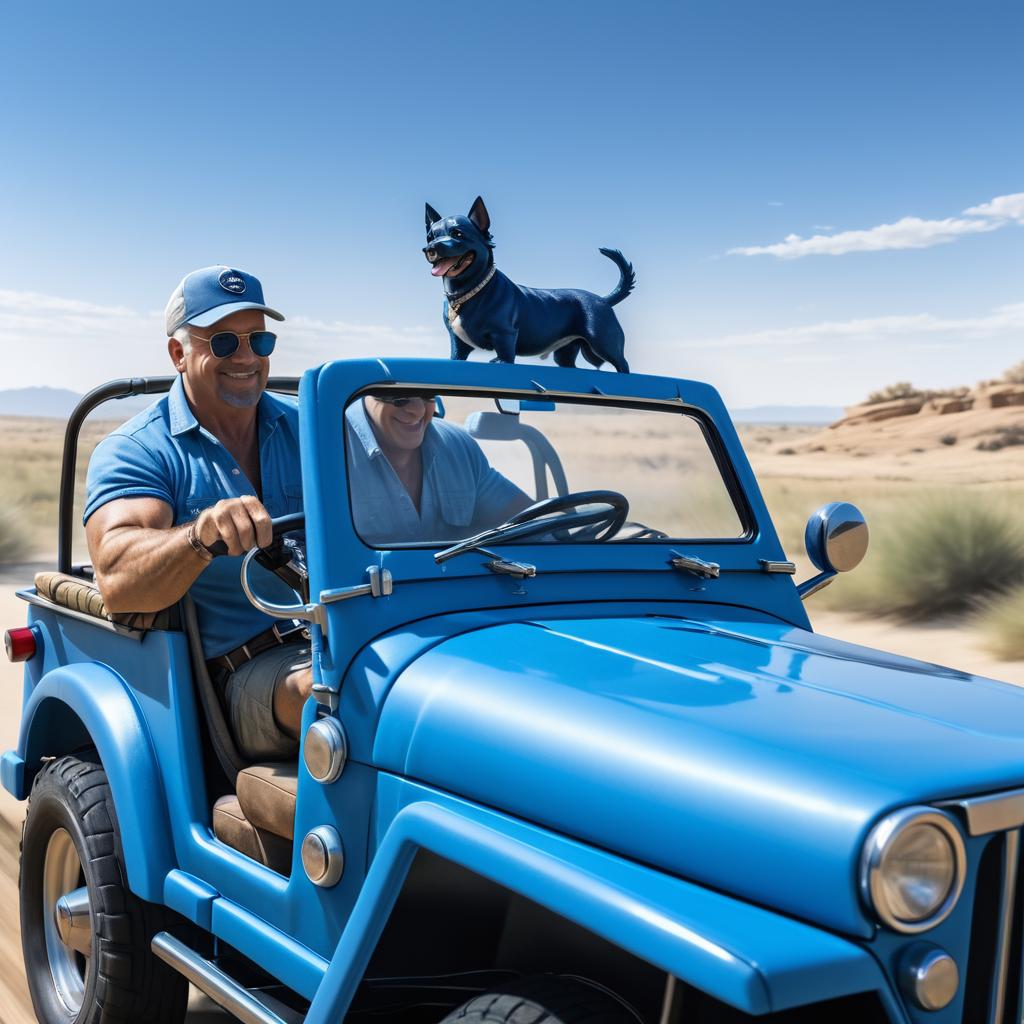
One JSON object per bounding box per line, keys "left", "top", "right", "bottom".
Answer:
{"left": 447, "top": 265, "right": 496, "bottom": 321}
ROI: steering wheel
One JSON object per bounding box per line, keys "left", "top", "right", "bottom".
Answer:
{"left": 501, "top": 490, "right": 629, "bottom": 544}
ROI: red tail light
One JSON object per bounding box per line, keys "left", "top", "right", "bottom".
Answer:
{"left": 4, "top": 627, "right": 38, "bottom": 663}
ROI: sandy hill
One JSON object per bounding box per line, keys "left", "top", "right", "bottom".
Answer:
{"left": 754, "top": 379, "right": 1024, "bottom": 483}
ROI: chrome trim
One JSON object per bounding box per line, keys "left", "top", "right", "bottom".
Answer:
{"left": 152, "top": 932, "right": 286, "bottom": 1024}
{"left": 19, "top": 589, "right": 143, "bottom": 640}
{"left": 311, "top": 681, "right": 340, "bottom": 713}
{"left": 486, "top": 559, "right": 537, "bottom": 579}
{"left": 43, "top": 829, "right": 89, "bottom": 1013}
{"left": 319, "top": 583, "right": 373, "bottom": 603}
{"left": 989, "top": 829, "right": 1019, "bottom": 1024}
{"left": 898, "top": 944, "right": 958, "bottom": 1011}
{"left": 759, "top": 559, "right": 796, "bottom": 574}
{"left": 797, "top": 573, "right": 834, "bottom": 601}
{"left": 320, "top": 566, "right": 393, "bottom": 604}
{"left": 368, "top": 566, "right": 393, "bottom": 597}
{"left": 54, "top": 886, "right": 92, "bottom": 958}
{"left": 659, "top": 974, "right": 681, "bottom": 1024}
{"left": 303, "top": 717, "right": 348, "bottom": 784}
{"left": 669, "top": 553, "right": 720, "bottom": 579}
{"left": 240, "top": 548, "right": 328, "bottom": 636}
{"left": 943, "top": 787, "right": 1024, "bottom": 836}
{"left": 860, "top": 807, "right": 966, "bottom": 934}
{"left": 302, "top": 826, "right": 345, "bottom": 888}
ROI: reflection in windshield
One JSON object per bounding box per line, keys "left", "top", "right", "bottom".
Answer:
{"left": 345, "top": 392, "right": 744, "bottom": 548}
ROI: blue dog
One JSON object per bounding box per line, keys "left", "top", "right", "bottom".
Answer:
{"left": 423, "top": 197, "right": 634, "bottom": 372}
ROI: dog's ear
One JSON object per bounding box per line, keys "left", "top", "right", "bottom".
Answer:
{"left": 468, "top": 196, "right": 490, "bottom": 234}
{"left": 425, "top": 203, "right": 442, "bottom": 232}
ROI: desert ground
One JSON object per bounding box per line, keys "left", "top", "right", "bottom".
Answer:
{"left": 0, "top": 392, "right": 1022, "bottom": 1022}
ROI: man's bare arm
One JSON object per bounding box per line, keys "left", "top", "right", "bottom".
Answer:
{"left": 86, "top": 495, "right": 273, "bottom": 613}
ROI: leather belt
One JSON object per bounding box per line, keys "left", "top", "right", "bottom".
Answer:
{"left": 207, "top": 621, "right": 310, "bottom": 676}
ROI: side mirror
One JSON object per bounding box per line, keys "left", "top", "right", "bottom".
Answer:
{"left": 798, "top": 502, "right": 869, "bottom": 600}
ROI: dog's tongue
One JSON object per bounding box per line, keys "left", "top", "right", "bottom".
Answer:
{"left": 431, "top": 256, "right": 460, "bottom": 277}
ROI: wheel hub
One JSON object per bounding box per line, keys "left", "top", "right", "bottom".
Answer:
{"left": 43, "top": 828, "right": 91, "bottom": 1013}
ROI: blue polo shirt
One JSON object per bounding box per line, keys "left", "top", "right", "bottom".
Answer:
{"left": 345, "top": 399, "right": 528, "bottom": 546}
{"left": 84, "top": 376, "right": 303, "bottom": 658}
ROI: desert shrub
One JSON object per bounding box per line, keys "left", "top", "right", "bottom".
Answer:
{"left": 778, "top": 447, "right": 797, "bottom": 455}
{"left": 0, "top": 505, "right": 28, "bottom": 563}
{"left": 978, "top": 585, "right": 1024, "bottom": 661}
{"left": 1003, "top": 361, "right": 1024, "bottom": 384}
{"left": 865, "top": 382, "right": 926, "bottom": 405}
{"left": 976, "top": 425, "right": 1024, "bottom": 451}
{"left": 823, "top": 494, "right": 1024, "bottom": 620}
{"left": 939, "top": 434, "right": 957, "bottom": 446}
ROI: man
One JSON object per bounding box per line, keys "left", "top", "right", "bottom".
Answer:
{"left": 346, "top": 393, "right": 531, "bottom": 546}
{"left": 85, "top": 266, "right": 310, "bottom": 761}
{"left": 86, "top": 266, "right": 531, "bottom": 764}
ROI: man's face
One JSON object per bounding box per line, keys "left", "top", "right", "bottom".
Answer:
{"left": 364, "top": 395, "right": 435, "bottom": 456}
{"left": 170, "top": 308, "right": 270, "bottom": 411}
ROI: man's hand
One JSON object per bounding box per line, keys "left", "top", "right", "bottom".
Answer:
{"left": 195, "top": 496, "right": 273, "bottom": 556}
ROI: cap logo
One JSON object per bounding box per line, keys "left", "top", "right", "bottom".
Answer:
{"left": 219, "top": 270, "right": 246, "bottom": 295}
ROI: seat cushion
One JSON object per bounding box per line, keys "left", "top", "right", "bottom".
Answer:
{"left": 235, "top": 763, "right": 298, "bottom": 840}
{"left": 212, "top": 795, "right": 292, "bottom": 874}
{"left": 34, "top": 571, "right": 179, "bottom": 631}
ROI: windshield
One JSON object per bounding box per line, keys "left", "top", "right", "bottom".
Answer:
{"left": 344, "top": 390, "right": 747, "bottom": 548}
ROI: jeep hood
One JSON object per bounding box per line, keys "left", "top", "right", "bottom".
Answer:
{"left": 373, "top": 613, "right": 1024, "bottom": 936}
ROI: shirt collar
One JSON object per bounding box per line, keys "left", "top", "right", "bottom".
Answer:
{"left": 168, "top": 374, "right": 289, "bottom": 438}
{"left": 346, "top": 399, "right": 382, "bottom": 458}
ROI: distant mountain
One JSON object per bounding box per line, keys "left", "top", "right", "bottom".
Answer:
{"left": 0, "top": 387, "right": 152, "bottom": 420}
{"left": 730, "top": 405, "right": 843, "bottom": 424}
{"left": 0, "top": 387, "right": 843, "bottom": 427}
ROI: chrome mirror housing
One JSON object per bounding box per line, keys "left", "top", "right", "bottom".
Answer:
{"left": 798, "top": 502, "right": 869, "bottom": 600}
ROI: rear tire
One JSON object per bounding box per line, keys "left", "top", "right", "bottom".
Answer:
{"left": 20, "top": 755, "right": 189, "bottom": 1024}
{"left": 439, "top": 975, "right": 638, "bottom": 1023}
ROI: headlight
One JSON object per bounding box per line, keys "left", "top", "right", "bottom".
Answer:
{"left": 861, "top": 808, "right": 966, "bottom": 933}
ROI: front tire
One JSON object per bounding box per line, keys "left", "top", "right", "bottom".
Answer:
{"left": 439, "top": 975, "right": 638, "bottom": 1023}
{"left": 20, "top": 755, "right": 188, "bottom": 1024}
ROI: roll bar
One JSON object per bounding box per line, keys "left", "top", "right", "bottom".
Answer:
{"left": 58, "top": 376, "right": 300, "bottom": 574}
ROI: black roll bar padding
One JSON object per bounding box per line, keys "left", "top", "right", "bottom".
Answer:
{"left": 58, "top": 375, "right": 300, "bottom": 574}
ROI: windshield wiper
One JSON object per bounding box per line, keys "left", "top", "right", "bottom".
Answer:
{"left": 434, "top": 525, "right": 535, "bottom": 564}
{"left": 434, "top": 534, "right": 538, "bottom": 579}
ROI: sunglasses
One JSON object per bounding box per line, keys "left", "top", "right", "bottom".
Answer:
{"left": 373, "top": 393, "right": 438, "bottom": 408}
{"left": 193, "top": 330, "right": 277, "bottom": 358}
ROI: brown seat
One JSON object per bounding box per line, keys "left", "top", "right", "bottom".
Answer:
{"left": 212, "top": 763, "right": 298, "bottom": 872}
{"left": 34, "top": 571, "right": 179, "bottom": 631}
{"left": 212, "top": 795, "right": 292, "bottom": 874}
{"left": 235, "top": 763, "right": 298, "bottom": 841}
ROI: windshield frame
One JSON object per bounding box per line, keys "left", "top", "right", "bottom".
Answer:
{"left": 342, "top": 381, "right": 756, "bottom": 551}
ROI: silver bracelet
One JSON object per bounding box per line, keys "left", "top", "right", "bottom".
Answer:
{"left": 185, "top": 520, "right": 215, "bottom": 563}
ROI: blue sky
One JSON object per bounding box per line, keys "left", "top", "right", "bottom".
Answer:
{"left": 1, "top": 1, "right": 1020, "bottom": 407}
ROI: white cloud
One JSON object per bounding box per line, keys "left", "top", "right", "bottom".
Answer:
{"left": 0, "top": 290, "right": 439, "bottom": 390}
{"left": 729, "top": 215, "right": 1000, "bottom": 259}
{"left": 963, "top": 192, "right": 1024, "bottom": 224}
{"left": 767, "top": 201, "right": 783, "bottom": 207}
{"left": 729, "top": 191, "right": 1024, "bottom": 259}
{"left": 678, "top": 302, "right": 1024, "bottom": 349}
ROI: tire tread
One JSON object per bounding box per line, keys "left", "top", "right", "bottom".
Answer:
{"left": 21, "top": 755, "right": 188, "bottom": 1024}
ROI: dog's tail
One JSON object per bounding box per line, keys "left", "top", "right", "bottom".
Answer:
{"left": 599, "top": 248, "right": 635, "bottom": 306}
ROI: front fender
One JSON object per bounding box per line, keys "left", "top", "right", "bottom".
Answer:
{"left": 10, "top": 663, "right": 174, "bottom": 901}
{"left": 305, "top": 776, "right": 902, "bottom": 1024}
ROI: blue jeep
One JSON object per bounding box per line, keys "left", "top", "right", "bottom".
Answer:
{"left": 4, "top": 359, "right": 1023, "bottom": 1024}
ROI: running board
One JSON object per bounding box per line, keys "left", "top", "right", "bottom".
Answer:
{"left": 152, "top": 931, "right": 299, "bottom": 1024}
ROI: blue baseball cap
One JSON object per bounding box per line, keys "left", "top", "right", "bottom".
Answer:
{"left": 164, "top": 265, "right": 285, "bottom": 335}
